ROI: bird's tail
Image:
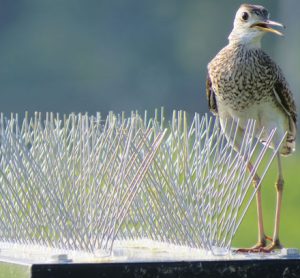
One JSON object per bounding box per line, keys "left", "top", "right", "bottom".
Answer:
{"left": 280, "top": 119, "right": 296, "bottom": 156}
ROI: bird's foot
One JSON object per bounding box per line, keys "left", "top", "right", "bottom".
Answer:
{"left": 236, "top": 242, "right": 266, "bottom": 253}
{"left": 235, "top": 235, "right": 276, "bottom": 253}
{"left": 257, "top": 239, "right": 283, "bottom": 253}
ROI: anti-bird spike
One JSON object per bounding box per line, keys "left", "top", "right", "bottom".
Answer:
{"left": 0, "top": 112, "right": 283, "bottom": 257}
{"left": 118, "top": 111, "right": 283, "bottom": 254}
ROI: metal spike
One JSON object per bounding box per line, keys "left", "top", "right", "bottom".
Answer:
{"left": 0, "top": 112, "right": 282, "bottom": 257}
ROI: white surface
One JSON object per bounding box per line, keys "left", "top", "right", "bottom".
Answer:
{"left": 0, "top": 240, "right": 299, "bottom": 264}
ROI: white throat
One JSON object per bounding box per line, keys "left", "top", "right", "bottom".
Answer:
{"left": 228, "top": 29, "right": 263, "bottom": 48}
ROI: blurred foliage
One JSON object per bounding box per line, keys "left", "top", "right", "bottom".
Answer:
{"left": 0, "top": 0, "right": 298, "bottom": 117}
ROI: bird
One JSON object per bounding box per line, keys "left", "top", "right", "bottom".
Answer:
{"left": 206, "top": 4, "right": 297, "bottom": 252}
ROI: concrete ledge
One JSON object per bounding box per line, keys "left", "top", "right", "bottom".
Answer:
{"left": 1, "top": 259, "right": 300, "bottom": 278}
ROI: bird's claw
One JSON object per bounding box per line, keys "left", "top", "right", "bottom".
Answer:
{"left": 235, "top": 244, "right": 265, "bottom": 253}
{"left": 235, "top": 236, "right": 283, "bottom": 253}
{"left": 262, "top": 239, "right": 283, "bottom": 252}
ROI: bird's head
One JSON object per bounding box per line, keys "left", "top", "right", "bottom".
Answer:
{"left": 228, "top": 4, "right": 284, "bottom": 47}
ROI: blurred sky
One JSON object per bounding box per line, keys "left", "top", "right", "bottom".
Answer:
{"left": 0, "top": 0, "right": 299, "bottom": 120}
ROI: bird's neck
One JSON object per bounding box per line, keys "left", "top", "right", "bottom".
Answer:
{"left": 228, "top": 30, "right": 263, "bottom": 49}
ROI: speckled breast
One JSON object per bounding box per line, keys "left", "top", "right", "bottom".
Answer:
{"left": 208, "top": 45, "right": 277, "bottom": 112}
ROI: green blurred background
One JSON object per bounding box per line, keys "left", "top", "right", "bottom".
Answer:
{"left": 0, "top": 0, "right": 299, "bottom": 248}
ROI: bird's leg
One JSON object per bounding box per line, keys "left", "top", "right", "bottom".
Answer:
{"left": 236, "top": 162, "right": 272, "bottom": 253}
{"left": 251, "top": 164, "right": 267, "bottom": 249}
{"left": 254, "top": 187, "right": 268, "bottom": 248}
{"left": 262, "top": 152, "right": 284, "bottom": 252}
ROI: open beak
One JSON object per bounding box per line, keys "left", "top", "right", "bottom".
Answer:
{"left": 251, "top": 20, "right": 285, "bottom": 36}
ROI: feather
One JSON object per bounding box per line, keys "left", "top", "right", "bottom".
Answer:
{"left": 206, "top": 74, "right": 218, "bottom": 115}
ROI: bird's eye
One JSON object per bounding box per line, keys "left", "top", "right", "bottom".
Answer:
{"left": 241, "top": 12, "right": 249, "bottom": 21}
{"left": 262, "top": 9, "right": 268, "bottom": 17}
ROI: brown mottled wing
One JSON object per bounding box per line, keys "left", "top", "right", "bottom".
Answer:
{"left": 206, "top": 73, "right": 218, "bottom": 115}
{"left": 273, "top": 78, "right": 297, "bottom": 126}
{"left": 261, "top": 51, "right": 297, "bottom": 131}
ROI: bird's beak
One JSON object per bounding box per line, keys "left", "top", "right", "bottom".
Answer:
{"left": 250, "top": 20, "right": 285, "bottom": 36}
